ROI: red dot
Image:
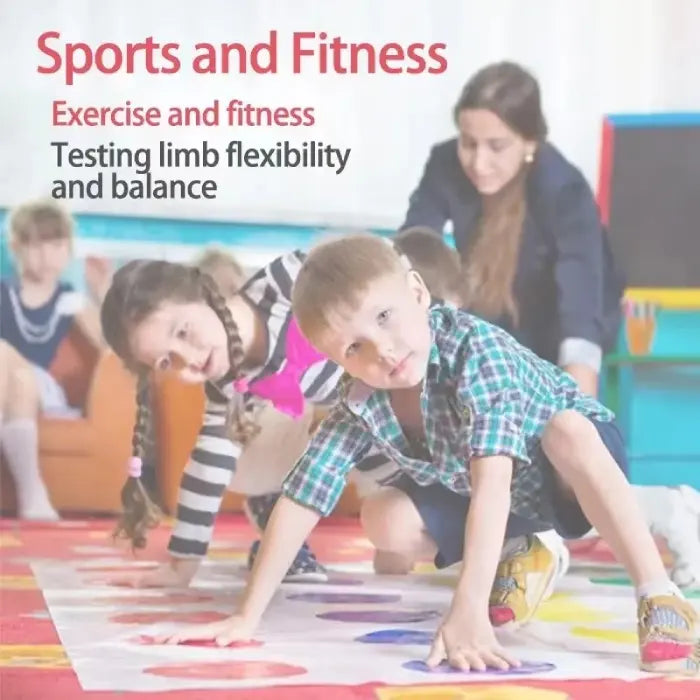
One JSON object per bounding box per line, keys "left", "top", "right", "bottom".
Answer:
{"left": 145, "top": 660, "right": 307, "bottom": 680}
{"left": 132, "top": 635, "right": 262, "bottom": 648}
{"left": 111, "top": 611, "right": 228, "bottom": 625}
{"left": 92, "top": 593, "right": 213, "bottom": 606}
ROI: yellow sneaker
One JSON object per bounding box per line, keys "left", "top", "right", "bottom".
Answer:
{"left": 638, "top": 594, "right": 700, "bottom": 675}
{"left": 489, "top": 535, "right": 557, "bottom": 628}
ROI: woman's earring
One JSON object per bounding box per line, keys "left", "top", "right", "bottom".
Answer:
{"left": 524, "top": 152, "right": 535, "bottom": 164}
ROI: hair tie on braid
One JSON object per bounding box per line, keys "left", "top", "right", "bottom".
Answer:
{"left": 113, "top": 371, "right": 161, "bottom": 550}
{"left": 127, "top": 456, "right": 143, "bottom": 478}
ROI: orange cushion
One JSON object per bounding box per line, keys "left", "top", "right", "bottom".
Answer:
{"left": 49, "top": 323, "right": 99, "bottom": 409}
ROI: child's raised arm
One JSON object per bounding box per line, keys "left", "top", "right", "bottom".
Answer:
{"left": 158, "top": 405, "right": 372, "bottom": 644}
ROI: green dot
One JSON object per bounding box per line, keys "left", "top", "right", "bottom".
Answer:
{"left": 590, "top": 576, "right": 700, "bottom": 597}
{"left": 590, "top": 576, "right": 632, "bottom": 587}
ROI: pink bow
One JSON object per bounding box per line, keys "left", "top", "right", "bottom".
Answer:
{"left": 233, "top": 317, "right": 325, "bottom": 418}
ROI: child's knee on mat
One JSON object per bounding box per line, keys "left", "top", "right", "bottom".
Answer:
{"left": 360, "top": 487, "right": 433, "bottom": 564}
{"left": 541, "top": 410, "right": 603, "bottom": 479}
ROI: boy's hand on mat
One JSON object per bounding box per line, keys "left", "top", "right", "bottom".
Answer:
{"left": 426, "top": 608, "right": 520, "bottom": 672}
{"left": 111, "top": 560, "right": 199, "bottom": 588}
{"left": 157, "top": 614, "right": 256, "bottom": 646}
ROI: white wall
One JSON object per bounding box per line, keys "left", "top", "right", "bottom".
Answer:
{"left": 1, "top": 0, "right": 698, "bottom": 228}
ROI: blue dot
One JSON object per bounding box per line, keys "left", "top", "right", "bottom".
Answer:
{"left": 355, "top": 629, "right": 432, "bottom": 645}
{"left": 403, "top": 659, "right": 556, "bottom": 675}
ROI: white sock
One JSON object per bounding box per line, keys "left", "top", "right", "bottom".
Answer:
{"left": 636, "top": 578, "right": 684, "bottom": 601}
{"left": 534, "top": 529, "right": 571, "bottom": 580}
{"left": 0, "top": 418, "right": 58, "bottom": 520}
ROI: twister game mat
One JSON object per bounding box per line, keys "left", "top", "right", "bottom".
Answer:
{"left": 1, "top": 516, "right": 697, "bottom": 698}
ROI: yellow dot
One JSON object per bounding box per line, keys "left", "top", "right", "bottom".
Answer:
{"left": 413, "top": 561, "right": 439, "bottom": 574}
{"left": 0, "top": 645, "right": 70, "bottom": 668}
{"left": 571, "top": 626, "right": 638, "bottom": 645}
{"left": 535, "top": 592, "right": 614, "bottom": 623}
{"left": 0, "top": 575, "right": 36, "bottom": 589}
{"left": 0, "top": 534, "right": 22, "bottom": 547}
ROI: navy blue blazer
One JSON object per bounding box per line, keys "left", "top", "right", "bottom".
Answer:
{"left": 401, "top": 139, "right": 624, "bottom": 364}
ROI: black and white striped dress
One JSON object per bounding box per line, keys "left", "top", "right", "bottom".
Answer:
{"left": 168, "top": 251, "right": 397, "bottom": 558}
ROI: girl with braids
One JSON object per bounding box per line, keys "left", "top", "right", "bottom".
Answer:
{"left": 101, "top": 252, "right": 343, "bottom": 585}
{"left": 401, "top": 61, "right": 624, "bottom": 397}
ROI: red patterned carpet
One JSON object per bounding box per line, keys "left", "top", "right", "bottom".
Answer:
{"left": 0, "top": 516, "right": 696, "bottom": 699}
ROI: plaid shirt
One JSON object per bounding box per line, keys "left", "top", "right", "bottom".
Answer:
{"left": 282, "top": 303, "right": 614, "bottom": 523}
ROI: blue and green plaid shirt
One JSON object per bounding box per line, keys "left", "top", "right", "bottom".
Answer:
{"left": 282, "top": 303, "right": 614, "bottom": 523}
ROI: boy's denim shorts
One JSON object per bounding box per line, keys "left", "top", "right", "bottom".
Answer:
{"left": 393, "top": 418, "right": 628, "bottom": 568}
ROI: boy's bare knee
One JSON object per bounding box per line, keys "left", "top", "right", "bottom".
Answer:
{"left": 541, "top": 410, "right": 598, "bottom": 466}
{"left": 360, "top": 487, "right": 423, "bottom": 553}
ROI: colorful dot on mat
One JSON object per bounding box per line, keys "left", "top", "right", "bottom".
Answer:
{"left": 0, "top": 534, "right": 22, "bottom": 547}
{"left": 0, "top": 575, "right": 36, "bottom": 590}
{"left": 0, "top": 645, "right": 71, "bottom": 669}
{"left": 590, "top": 576, "right": 700, "bottom": 598}
{"left": 133, "top": 635, "right": 263, "bottom": 648}
{"left": 375, "top": 684, "right": 569, "bottom": 700}
{"left": 425, "top": 576, "right": 458, "bottom": 589}
{"left": 111, "top": 611, "right": 228, "bottom": 625}
{"left": 288, "top": 592, "right": 401, "bottom": 604}
{"left": 413, "top": 562, "right": 439, "bottom": 574}
{"left": 533, "top": 592, "right": 614, "bottom": 623}
{"left": 402, "top": 659, "right": 556, "bottom": 676}
{"left": 144, "top": 660, "right": 307, "bottom": 680}
{"left": 90, "top": 593, "right": 214, "bottom": 606}
{"left": 570, "top": 626, "right": 638, "bottom": 645}
{"left": 317, "top": 609, "right": 440, "bottom": 623}
{"left": 355, "top": 628, "right": 432, "bottom": 645}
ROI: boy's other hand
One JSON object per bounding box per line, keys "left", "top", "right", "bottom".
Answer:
{"left": 426, "top": 607, "right": 520, "bottom": 672}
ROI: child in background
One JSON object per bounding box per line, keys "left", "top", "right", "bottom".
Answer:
{"left": 0, "top": 199, "right": 110, "bottom": 519}
{"left": 162, "top": 233, "right": 698, "bottom": 676}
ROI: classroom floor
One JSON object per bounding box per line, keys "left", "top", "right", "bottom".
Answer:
{"left": 0, "top": 515, "right": 697, "bottom": 699}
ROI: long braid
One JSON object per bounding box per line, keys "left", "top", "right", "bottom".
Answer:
{"left": 113, "top": 372, "right": 161, "bottom": 549}
{"left": 199, "top": 271, "right": 262, "bottom": 444}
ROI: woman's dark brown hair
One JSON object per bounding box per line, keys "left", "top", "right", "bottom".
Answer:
{"left": 454, "top": 61, "right": 548, "bottom": 323}
{"left": 100, "top": 260, "right": 253, "bottom": 550}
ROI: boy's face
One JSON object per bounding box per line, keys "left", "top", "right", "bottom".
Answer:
{"left": 314, "top": 271, "right": 433, "bottom": 390}
{"left": 13, "top": 236, "right": 71, "bottom": 285}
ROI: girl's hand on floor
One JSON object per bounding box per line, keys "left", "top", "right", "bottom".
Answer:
{"left": 156, "top": 614, "right": 256, "bottom": 646}
{"left": 110, "top": 560, "right": 199, "bottom": 588}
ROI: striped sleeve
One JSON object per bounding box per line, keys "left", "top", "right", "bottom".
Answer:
{"left": 167, "top": 388, "right": 243, "bottom": 558}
